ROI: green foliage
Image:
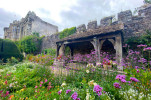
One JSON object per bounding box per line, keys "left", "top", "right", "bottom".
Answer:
{"left": 16, "top": 35, "right": 43, "bottom": 54}
{"left": 0, "top": 39, "right": 23, "bottom": 62}
{"left": 32, "top": 32, "right": 40, "bottom": 37}
{"left": 144, "top": 0, "right": 151, "bottom": 4}
{"left": 59, "top": 27, "right": 76, "bottom": 39}
{"left": 125, "top": 30, "right": 151, "bottom": 48}
{"left": 42, "top": 48, "right": 56, "bottom": 56}
{"left": 7, "top": 57, "right": 19, "bottom": 65}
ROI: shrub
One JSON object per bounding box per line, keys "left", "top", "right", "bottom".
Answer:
{"left": 15, "top": 34, "right": 43, "bottom": 55}
{"left": 7, "top": 57, "right": 19, "bottom": 65}
{"left": 125, "top": 30, "right": 151, "bottom": 49}
{"left": 42, "top": 48, "right": 56, "bottom": 56}
{"left": 59, "top": 27, "right": 76, "bottom": 39}
{"left": 0, "top": 39, "right": 23, "bottom": 62}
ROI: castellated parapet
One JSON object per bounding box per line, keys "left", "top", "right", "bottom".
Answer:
{"left": 76, "top": 4, "right": 151, "bottom": 41}
{"left": 4, "top": 11, "right": 58, "bottom": 41}
{"left": 41, "top": 4, "right": 151, "bottom": 51}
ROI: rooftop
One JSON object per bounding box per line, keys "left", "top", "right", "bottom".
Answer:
{"left": 57, "top": 23, "right": 124, "bottom": 43}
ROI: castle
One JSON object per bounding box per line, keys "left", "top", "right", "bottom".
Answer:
{"left": 4, "top": 11, "right": 58, "bottom": 41}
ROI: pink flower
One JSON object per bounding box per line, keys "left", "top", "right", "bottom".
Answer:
{"left": 40, "top": 84, "right": 42, "bottom": 87}
{"left": 40, "top": 81, "right": 43, "bottom": 84}
{"left": 66, "top": 89, "right": 71, "bottom": 94}
{"left": 71, "top": 92, "right": 78, "bottom": 100}
{"left": 115, "top": 74, "right": 126, "bottom": 80}
{"left": 137, "top": 69, "right": 139, "bottom": 73}
{"left": 130, "top": 77, "right": 139, "bottom": 82}
{"left": 113, "top": 82, "right": 121, "bottom": 89}
{"left": 58, "top": 91, "right": 62, "bottom": 95}
{"left": 49, "top": 82, "right": 51, "bottom": 85}
{"left": 5, "top": 91, "right": 9, "bottom": 96}
{"left": 35, "top": 86, "right": 38, "bottom": 88}
{"left": 47, "top": 86, "right": 52, "bottom": 90}
{"left": 45, "top": 79, "right": 47, "bottom": 83}
{"left": 121, "top": 79, "right": 126, "bottom": 83}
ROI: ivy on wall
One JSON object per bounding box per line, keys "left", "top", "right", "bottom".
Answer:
{"left": 59, "top": 27, "right": 76, "bottom": 39}
{"left": 125, "top": 30, "right": 151, "bottom": 48}
{"left": 15, "top": 33, "right": 43, "bottom": 55}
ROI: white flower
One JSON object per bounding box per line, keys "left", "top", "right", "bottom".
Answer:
{"left": 96, "top": 62, "right": 102, "bottom": 66}
{"left": 88, "top": 80, "right": 94, "bottom": 86}
{"left": 86, "top": 93, "right": 91, "bottom": 100}
{"left": 86, "top": 70, "right": 89, "bottom": 73}
{"left": 93, "top": 82, "right": 97, "bottom": 86}
{"left": 61, "top": 82, "right": 66, "bottom": 87}
{"left": 54, "top": 99, "right": 56, "bottom": 100}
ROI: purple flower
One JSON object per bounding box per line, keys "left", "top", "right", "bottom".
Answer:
{"left": 97, "top": 92, "right": 102, "bottom": 96}
{"left": 137, "top": 44, "right": 147, "bottom": 48}
{"left": 58, "top": 90, "right": 62, "bottom": 95}
{"left": 113, "top": 83, "right": 121, "bottom": 89}
{"left": 121, "top": 79, "right": 127, "bottom": 83}
{"left": 127, "top": 81, "right": 132, "bottom": 84}
{"left": 71, "top": 92, "right": 78, "bottom": 100}
{"left": 115, "top": 74, "right": 126, "bottom": 80}
{"left": 93, "top": 85, "right": 103, "bottom": 94}
{"left": 143, "top": 47, "right": 151, "bottom": 51}
{"left": 149, "top": 61, "right": 151, "bottom": 65}
{"left": 130, "top": 77, "right": 139, "bottom": 82}
{"left": 66, "top": 89, "right": 71, "bottom": 94}
{"left": 135, "top": 66, "right": 139, "bottom": 69}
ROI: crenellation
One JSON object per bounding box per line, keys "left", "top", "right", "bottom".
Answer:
{"left": 100, "top": 16, "right": 114, "bottom": 26}
{"left": 87, "top": 20, "right": 97, "bottom": 30}
{"left": 118, "top": 10, "right": 132, "bottom": 23}
{"left": 138, "top": 4, "right": 151, "bottom": 17}
{"left": 76, "top": 24, "right": 86, "bottom": 33}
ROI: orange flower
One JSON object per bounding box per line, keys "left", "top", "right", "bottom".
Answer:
{"left": 9, "top": 95, "right": 14, "bottom": 99}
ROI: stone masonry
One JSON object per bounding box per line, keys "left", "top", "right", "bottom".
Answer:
{"left": 76, "top": 4, "right": 151, "bottom": 42}
{"left": 40, "top": 4, "right": 151, "bottom": 51}
{"left": 4, "top": 11, "right": 58, "bottom": 41}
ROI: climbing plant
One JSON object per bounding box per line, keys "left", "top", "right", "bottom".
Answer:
{"left": 125, "top": 30, "right": 151, "bottom": 48}
{"left": 59, "top": 27, "right": 76, "bottom": 39}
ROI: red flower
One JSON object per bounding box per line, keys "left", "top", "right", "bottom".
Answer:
{"left": 5, "top": 80, "right": 7, "bottom": 85}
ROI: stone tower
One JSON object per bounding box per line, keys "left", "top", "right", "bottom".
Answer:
{"left": 4, "top": 11, "right": 58, "bottom": 41}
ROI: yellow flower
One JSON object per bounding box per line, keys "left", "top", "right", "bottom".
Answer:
{"left": 25, "top": 97, "right": 28, "bottom": 100}
{"left": 20, "top": 88, "right": 24, "bottom": 92}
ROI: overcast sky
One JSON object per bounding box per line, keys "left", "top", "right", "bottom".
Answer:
{"left": 0, "top": 0, "right": 144, "bottom": 38}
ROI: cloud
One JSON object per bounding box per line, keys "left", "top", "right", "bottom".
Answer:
{"left": 0, "top": 8, "right": 21, "bottom": 38}
{"left": 0, "top": 0, "right": 144, "bottom": 37}
{"left": 59, "top": 0, "right": 144, "bottom": 29}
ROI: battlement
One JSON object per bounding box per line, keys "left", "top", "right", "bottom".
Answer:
{"left": 76, "top": 4, "right": 151, "bottom": 35}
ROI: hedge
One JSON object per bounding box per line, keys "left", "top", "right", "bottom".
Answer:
{"left": 0, "top": 39, "right": 23, "bottom": 62}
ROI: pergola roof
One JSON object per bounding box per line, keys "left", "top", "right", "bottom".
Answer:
{"left": 57, "top": 23, "right": 124, "bottom": 43}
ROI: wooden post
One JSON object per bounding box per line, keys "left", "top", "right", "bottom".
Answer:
{"left": 115, "top": 34, "right": 123, "bottom": 70}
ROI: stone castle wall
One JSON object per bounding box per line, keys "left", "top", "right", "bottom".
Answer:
{"left": 4, "top": 11, "right": 58, "bottom": 41}
{"left": 76, "top": 4, "right": 151, "bottom": 41}
{"left": 29, "top": 4, "right": 151, "bottom": 51}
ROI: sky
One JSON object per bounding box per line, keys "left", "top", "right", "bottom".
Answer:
{"left": 0, "top": 0, "right": 144, "bottom": 38}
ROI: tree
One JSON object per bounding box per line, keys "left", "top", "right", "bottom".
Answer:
{"left": 59, "top": 27, "right": 76, "bottom": 39}
{"left": 144, "top": 0, "right": 151, "bottom": 4}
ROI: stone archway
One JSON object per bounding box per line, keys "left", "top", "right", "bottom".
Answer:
{"left": 101, "top": 39, "right": 116, "bottom": 59}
